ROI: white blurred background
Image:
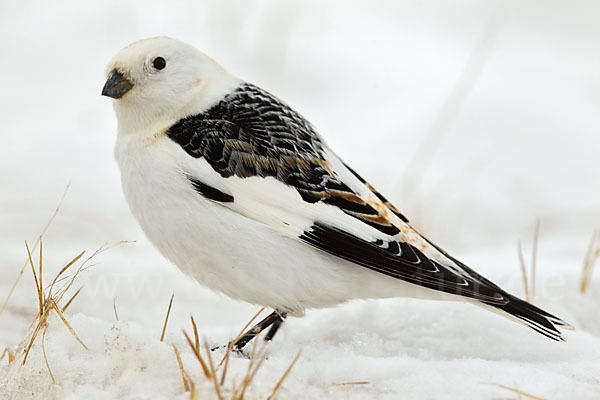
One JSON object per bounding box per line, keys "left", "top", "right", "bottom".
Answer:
{"left": 1, "top": 0, "right": 599, "bottom": 351}
{"left": 1, "top": 2, "right": 600, "bottom": 398}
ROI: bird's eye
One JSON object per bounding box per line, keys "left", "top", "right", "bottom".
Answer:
{"left": 152, "top": 57, "right": 166, "bottom": 70}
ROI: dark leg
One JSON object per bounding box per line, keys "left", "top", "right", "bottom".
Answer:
{"left": 233, "top": 311, "right": 286, "bottom": 351}
{"left": 264, "top": 312, "right": 287, "bottom": 342}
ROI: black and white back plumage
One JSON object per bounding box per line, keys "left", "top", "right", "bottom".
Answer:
{"left": 107, "top": 37, "right": 572, "bottom": 344}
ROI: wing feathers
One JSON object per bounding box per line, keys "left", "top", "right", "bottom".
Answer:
{"left": 167, "top": 83, "right": 404, "bottom": 237}
{"left": 300, "top": 222, "right": 506, "bottom": 304}
{"left": 340, "top": 160, "right": 410, "bottom": 223}
{"left": 185, "top": 174, "right": 234, "bottom": 203}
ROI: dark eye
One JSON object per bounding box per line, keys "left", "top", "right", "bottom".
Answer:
{"left": 152, "top": 57, "right": 166, "bottom": 70}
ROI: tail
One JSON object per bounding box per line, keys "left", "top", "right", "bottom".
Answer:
{"left": 486, "top": 294, "right": 574, "bottom": 342}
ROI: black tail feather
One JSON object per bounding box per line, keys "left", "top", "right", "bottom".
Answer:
{"left": 490, "top": 294, "right": 572, "bottom": 342}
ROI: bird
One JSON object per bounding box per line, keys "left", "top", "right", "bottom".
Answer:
{"left": 102, "top": 37, "right": 572, "bottom": 349}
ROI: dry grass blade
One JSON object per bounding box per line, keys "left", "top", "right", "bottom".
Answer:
{"left": 219, "top": 307, "right": 265, "bottom": 367}
{"left": 203, "top": 339, "right": 223, "bottom": 400}
{"left": 0, "top": 265, "right": 29, "bottom": 317}
{"left": 267, "top": 350, "right": 301, "bottom": 400}
{"left": 61, "top": 287, "right": 82, "bottom": 312}
{"left": 54, "top": 267, "right": 87, "bottom": 307}
{"left": 48, "top": 252, "right": 89, "bottom": 315}
{"left": 25, "top": 241, "right": 43, "bottom": 314}
{"left": 11, "top": 213, "right": 105, "bottom": 383}
{"left": 41, "top": 325, "right": 55, "bottom": 384}
{"left": 160, "top": 293, "right": 175, "bottom": 342}
{"left": 50, "top": 300, "right": 88, "bottom": 350}
{"left": 190, "top": 315, "right": 199, "bottom": 352}
{"left": 530, "top": 220, "right": 540, "bottom": 298}
{"left": 517, "top": 240, "right": 531, "bottom": 302}
{"left": 220, "top": 342, "right": 230, "bottom": 386}
{"left": 231, "top": 377, "right": 240, "bottom": 399}
{"left": 183, "top": 329, "right": 211, "bottom": 378}
{"left": 580, "top": 231, "right": 599, "bottom": 293}
{"left": 172, "top": 344, "right": 190, "bottom": 392}
{"left": 22, "top": 315, "right": 44, "bottom": 365}
{"left": 39, "top": 241, "right": 43, "bottom": 310}
{"left": 0, "top": 183, "right": 69, "bottom": 317}
{"left": 332, "top": 381, "right": 370, "bottom": 386}
{"left": 1, "top": 348, "right": 15, "bottom": 364}
{"left": 21, "top": 241, "right": 49, "bottom": 366}
{"left": 52, "top": 243, "right": 127, "bottom": 302}
{"left": 516, "top": 222, "right": 542, "bottom": 302}
{"left": 238, "top": 341, "right": 267, "bottom": 400}
{"left": 189, "top": 382, "right": 198, "bottom": 400}
{"left": 48, "top": 251, "right": 85, "bottom": 296}
{"left": 491, "top": 383, "right": 544, "bottom": 400}
{"left": 241, "top": 356, "right": 266, "bottom": 399}
{"left": 113, "top": 298, "right": 119, "bottom": 321}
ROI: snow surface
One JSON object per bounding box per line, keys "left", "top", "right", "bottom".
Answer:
{"left": 1, "top": 1, "right": 600, "bottom": 398}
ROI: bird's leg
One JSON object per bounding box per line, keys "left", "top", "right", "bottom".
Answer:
{"left": 264, "top": 312, "right": 287, "bottom": 342}
{"left": 233, "top": 311, "right": 286, "bottom": 351}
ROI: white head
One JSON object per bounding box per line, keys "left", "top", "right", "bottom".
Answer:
{"left": 102, "top": 37, "right": 239, "bottom": 134}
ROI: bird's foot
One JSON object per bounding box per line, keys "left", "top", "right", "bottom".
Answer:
{"left": 209, "top": 343, "right": 253, "bottom": 359}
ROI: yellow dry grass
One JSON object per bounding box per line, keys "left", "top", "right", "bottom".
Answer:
{"left": 516, "top": 223, "right": 598, "bottom": 297}
{"left": 160, "top": 293, "right": 175, "bottom": 342}
{"left": 0, "top": 348, "right": 15, "bottom": 364}
{"left": 331, "top": 381, "right": 370, "bottom": 386}
{"left": 172, "top": 344, "right": 190, "bottom": 392}
{"left": 11, "top": 239, "right": 99, "bottom": 383}
{"left": 170, "top": 310, "right": 300, "bottom": 400}
{"left": 580, "top": 230, "right": 599, "bottom": 293}
{"left": 0, "top": 189, "right": 126, "bottom": 383}
{"left": 517, "top": 220, "right": 540, "bottom": 303}
{"left": 491, "top": 383, "right": 545, "bottom": 400}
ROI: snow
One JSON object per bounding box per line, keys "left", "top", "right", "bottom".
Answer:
{"left": 1, "top": 0, "right": 600, "bottom": 398}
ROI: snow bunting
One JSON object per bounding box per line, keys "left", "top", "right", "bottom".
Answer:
{"left": 102, "top": 37, "right": 571, "bottom": 348}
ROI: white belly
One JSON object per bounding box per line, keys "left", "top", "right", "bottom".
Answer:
{"left": 115, "top": 134, "right": 456, "bottom": 313}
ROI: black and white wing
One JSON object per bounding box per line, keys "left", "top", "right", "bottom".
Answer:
{"left": 166, "top": 83, "right": 571, "bottom": 340}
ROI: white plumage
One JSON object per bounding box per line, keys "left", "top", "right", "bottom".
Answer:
{"left": 103, "top": 36, "right": 571, "bottom": 344}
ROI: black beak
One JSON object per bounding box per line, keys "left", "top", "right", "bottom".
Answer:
{"left": 101, "top": 69, "right": 134, "bottom": 99}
